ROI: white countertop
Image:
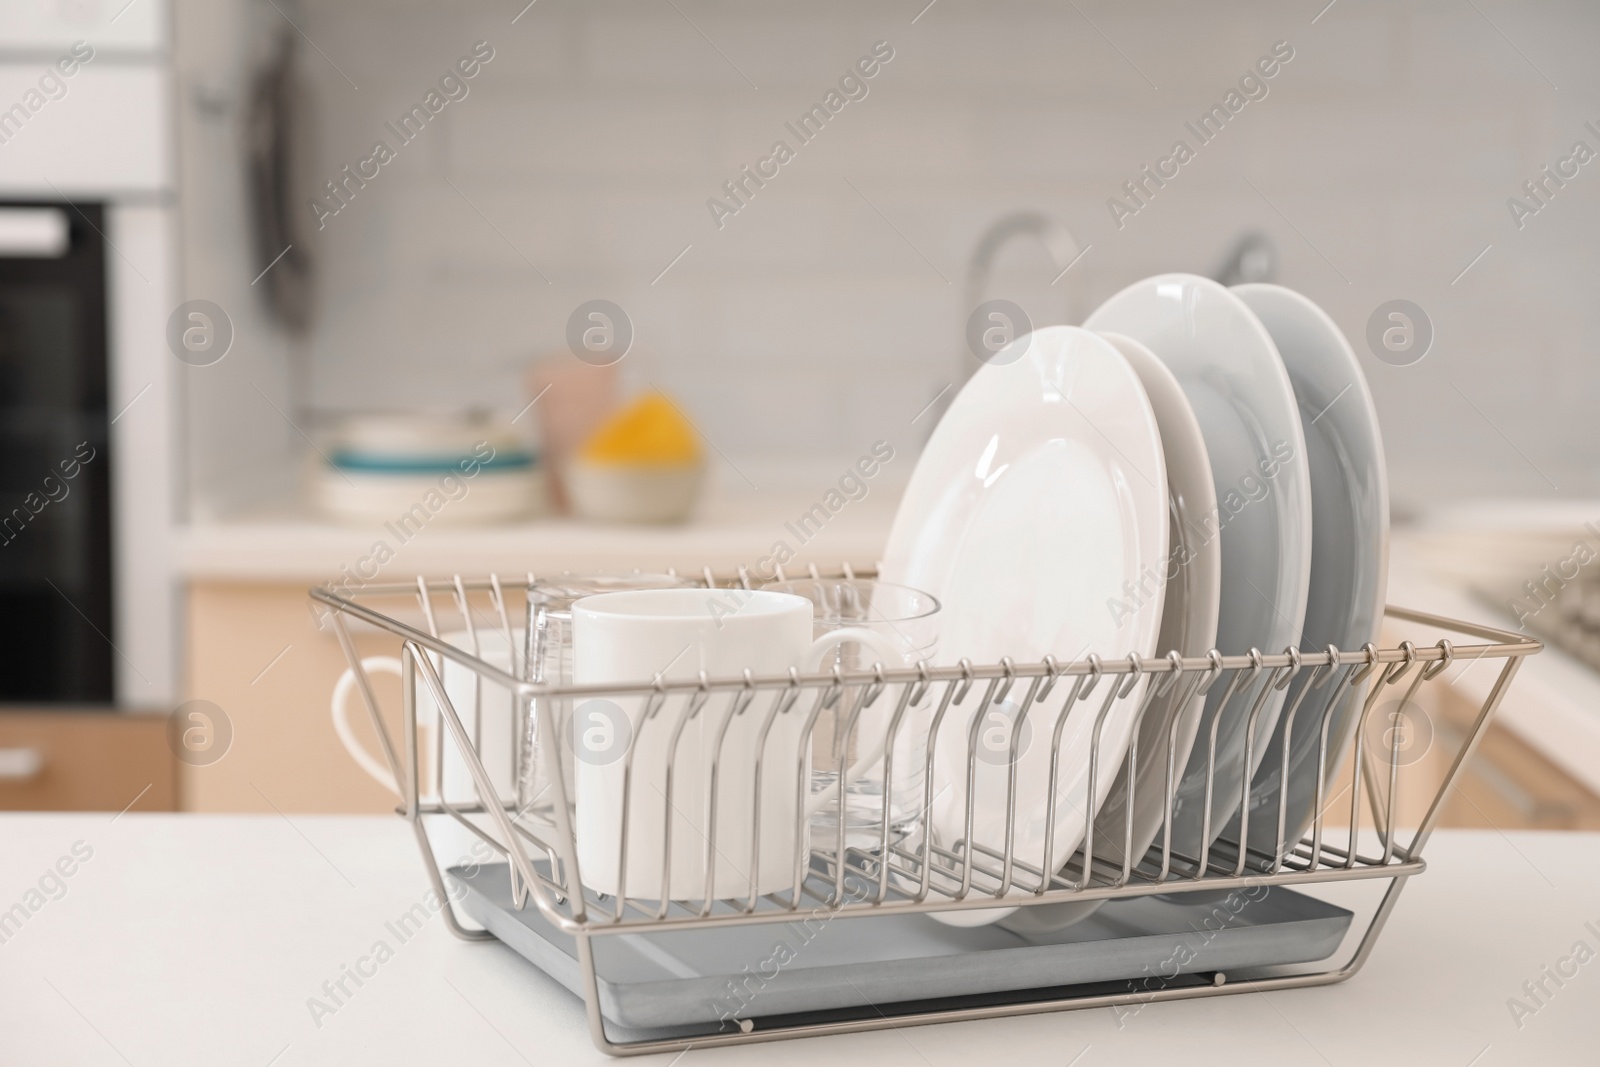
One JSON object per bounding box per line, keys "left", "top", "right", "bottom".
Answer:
{"left": 3, "top": 814, "right": 1598, "bottom": 1064}
{"left": 176, "top": 480, "right": 902, "bottom": 583}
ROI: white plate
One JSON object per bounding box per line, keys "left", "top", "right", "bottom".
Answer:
{"left": 1001, "top": 332, "right": 1223, "bottom": 934}
{"left": 881, "top": 325, "right": 1168, "bottom": 926}
{"left": 1084, "top": 274, "right": 1312, "bottom": 861}
{"left": 1229, "top": 284, "right": 1388, "bottom": 860}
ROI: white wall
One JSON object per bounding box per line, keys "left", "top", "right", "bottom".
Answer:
{"left": 173, "top": 0, "right": 302, "bottom": 518}
{"left": 183, "top": 0, "right": 1600, "bottom": 507}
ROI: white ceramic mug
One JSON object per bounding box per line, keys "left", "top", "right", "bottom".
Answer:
{"left": 571, "top": 588, "right": 904, "bottom": 900}
{"left": 331, "top": 630, "right": 520, "bottom": 810}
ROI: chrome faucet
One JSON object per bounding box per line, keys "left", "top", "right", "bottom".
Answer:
{"left": 944, "top": 211, "right": 1083, "bottom": 404}
{"left": 1211, "top": 231, "right": 1278, "bottom": 286}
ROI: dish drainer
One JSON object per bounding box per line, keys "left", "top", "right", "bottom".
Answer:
{"left": 313, "top": 566, "right": 1540, "bottom": 1056}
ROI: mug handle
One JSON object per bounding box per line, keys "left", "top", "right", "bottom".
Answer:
{"left": 802, "top": 627, "right": 914, "bottom": 818}
{"left": 331, "top": 656, "right": 406, "bottom": 795}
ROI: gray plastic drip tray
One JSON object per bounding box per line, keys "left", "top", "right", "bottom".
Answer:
{"left": 451, "top": 863, "right": 1351, "bottom": 1036}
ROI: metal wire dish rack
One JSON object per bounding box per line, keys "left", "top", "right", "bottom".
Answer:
{"left": 312, "top": 567, "right": 1540, "bottom": 1056}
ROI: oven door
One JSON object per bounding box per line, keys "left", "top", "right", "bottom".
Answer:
{"left": 0, "top": 203, "right": 113, "bottom": 703}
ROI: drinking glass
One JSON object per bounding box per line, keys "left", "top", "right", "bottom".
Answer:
{"left": 764, "top": 578, "right": 940, "bottom": 850}
{"left": 515, "top": 572, "right": 694, "bottom": 824}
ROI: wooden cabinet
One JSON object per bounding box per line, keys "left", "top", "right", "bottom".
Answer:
{"left": 183, "top": 582, "right": 408, "bottom": 813}
{"left": 0, "top": 712, "right": 175, "bottom": 812}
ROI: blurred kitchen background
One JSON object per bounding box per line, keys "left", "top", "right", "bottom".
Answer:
{"left": 4, "top": 0, "right": 1599, "bottom": 823}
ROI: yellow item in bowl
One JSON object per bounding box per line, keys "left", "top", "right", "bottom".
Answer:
{"left": 580, "top": 392, "right": 701, "bottom": 466}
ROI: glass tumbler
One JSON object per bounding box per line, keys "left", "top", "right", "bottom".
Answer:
{"left": 765, "top": 578, "right": 940, "bottom": 850}
{"left": 515, "top": 572, "right": 694, "bottom": 824}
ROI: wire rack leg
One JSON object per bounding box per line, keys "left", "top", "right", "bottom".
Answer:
{"left": 1327, "top": 873, "right": 1411, "bottom": 980}
{"left": 1408, "top": 654, "right": 1526, "bottom": 857}
{"left": 410, "top": 817, "right": 495, "bottom": 942}
{"left": 580, "top": 932, "right": 629, "bottom": 1054}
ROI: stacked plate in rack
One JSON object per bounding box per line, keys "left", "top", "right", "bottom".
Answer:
{"left": 879, "top": 274, "right": 1389, "bottom": 929}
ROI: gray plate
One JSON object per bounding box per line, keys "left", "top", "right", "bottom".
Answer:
{"left": 452, "top": 863, "right": 1351, "bottom": 1036}
{"left": 1085, "top": 275, "right": 1314, "bottom": 859}
{"left": 1229, "top": 285, "right": 1389, "bottom": 860}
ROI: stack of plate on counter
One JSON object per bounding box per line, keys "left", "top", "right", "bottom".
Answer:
{"left": 879, "top": 274, "right": 1390, "bottom": 930}
{"left": 313, "top": 412, "right": 544, "bottom": 524}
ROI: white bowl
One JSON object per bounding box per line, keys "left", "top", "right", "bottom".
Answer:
{"left": 565, "top": 462, "right": 704, "bottom": 524}
{"left": 329, "top": 411, "right": 524, "bottom": 460}
{"left": 314, "top": 467, "right": 543, "bottom": 525}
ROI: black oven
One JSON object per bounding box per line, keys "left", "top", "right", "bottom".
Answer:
{"left": 0, "top": 202, "right": 113, "bottom": 703}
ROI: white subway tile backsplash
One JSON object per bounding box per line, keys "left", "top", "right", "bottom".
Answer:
{"left": 653, "top": 372, "right": 853, "bottom": 459}
{"left": 1399, "top": 8, "right": 1566, "bottom": 95}
{"left": 719, "top": 95, "right": 983, "bottom": 182}
{"left": 449, "top": 92, "right": 720, "bottom": 179}
{"left": 975, "top": 104, "right": 1171, "bottom": 182}
{"left": 578, "top": 11, "right": 895, "bottom": 93}
{"left": 707, "top": 278, "right": 951, "bottom": 371}
{"left": 577, "top": 12, "right": 758, "bottom": 91}
{"left": 246, "top": 0, "right": 1600, "bottom": 501}
{"left": 1238, "top": 96, "right": 1528, "bottom": 187}
{"left": 1288, "top": 12, "right": 1401, "bottom": 91}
